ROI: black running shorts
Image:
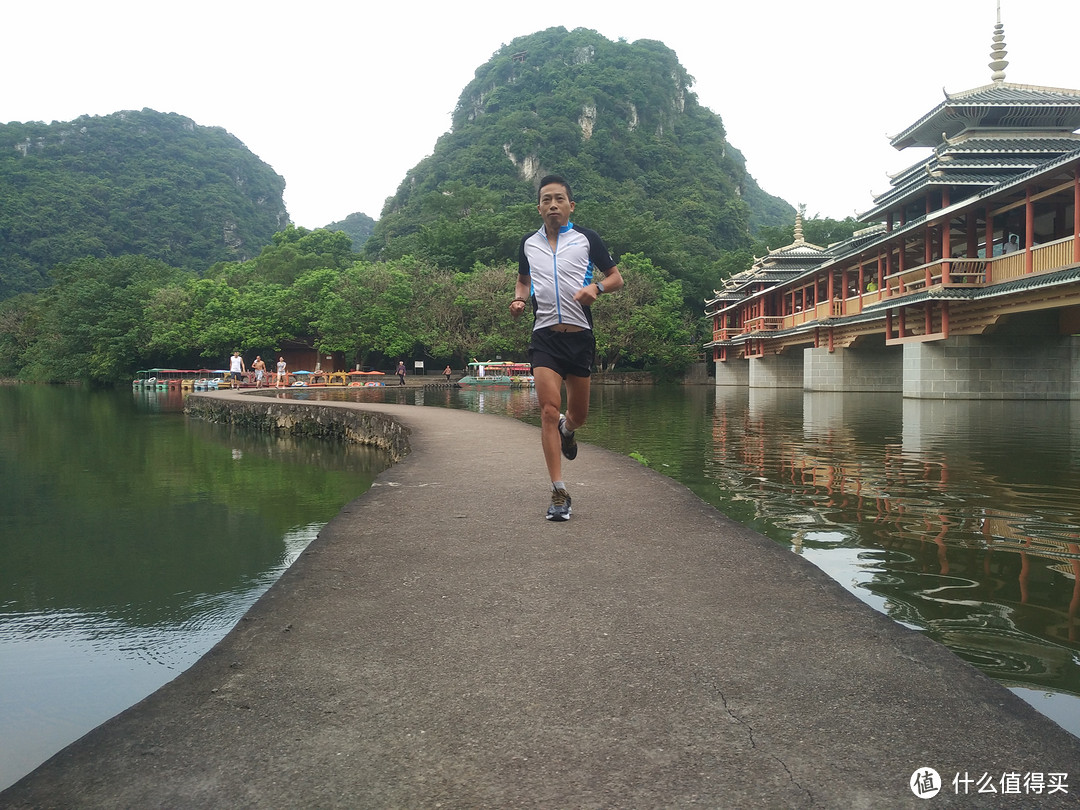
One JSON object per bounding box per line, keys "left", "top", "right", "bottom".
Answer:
{"left": 528, "top": 327, "right": 595, "bottom": 379}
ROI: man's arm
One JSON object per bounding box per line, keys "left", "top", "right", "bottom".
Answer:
{"left": 510, "top": 274, "right": 531, "bottom": 318}
{"left": 574, "top": 266, "right": 623, "bottom": 306}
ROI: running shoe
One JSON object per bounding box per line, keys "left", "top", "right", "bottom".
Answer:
{"left": 546, "top": 487, "right": 572, "bottom": 521}
{"left": 558, "top": 414, "right": 578, "bottom": 461}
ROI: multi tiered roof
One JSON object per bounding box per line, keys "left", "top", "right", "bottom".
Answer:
{"left": 705, "top": 209, "right": 831, "bottom": 312}
{"left": 860, "top": 6, "right": 1080, "bottom": 222}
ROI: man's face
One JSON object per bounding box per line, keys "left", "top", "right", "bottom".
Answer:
{"left": 538, "top": 182, "right": 575, "bottom": 230}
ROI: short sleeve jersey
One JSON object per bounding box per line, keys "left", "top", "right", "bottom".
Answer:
{"left": 518, "top": 222, "right": 616, "bottom": 331}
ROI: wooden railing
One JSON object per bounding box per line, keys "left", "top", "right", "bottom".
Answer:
{"left": 1033, "top": 235, "right": 1076, "bottom": 271}
{"left": 881, "top": 237, "right": 1077, "bottom": 298}
{"left": 743, "top": 316, "right": 785, "bottom": 333}
{"left": 990, "top": 252, "right": 1025, "bottom": 283}
{"left": 884, "top": 258, "right": 991, "bottom": 295}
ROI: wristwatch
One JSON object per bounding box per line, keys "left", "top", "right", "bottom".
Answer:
{"left": 595, "top": 280, "right": 605, "bottom": 294}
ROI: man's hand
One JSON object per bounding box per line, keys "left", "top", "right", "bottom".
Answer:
{"left": 573, "top": 284, "right": 601, "bottom": 306}
{"left": 510, "top": 298, "right": 527, "bottom": 318}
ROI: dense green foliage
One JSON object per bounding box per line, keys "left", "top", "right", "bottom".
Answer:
{"left": 324, "top": 211, "right": 376, "bottom": 251}
{"left": 0, "top": 109, "right": 287, "bottom": 301}
{"left": 363, "top": 27, "right": 795, "bottom": 306}
{"left": 0, "top": 227, "right": 699, "bottom": 384}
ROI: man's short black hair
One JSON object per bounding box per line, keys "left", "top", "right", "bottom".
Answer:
{"left": 537, "top": 174, "right": 573, "bottom": 203}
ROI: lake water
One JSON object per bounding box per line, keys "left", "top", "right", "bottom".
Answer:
{"left": 3, "top": 382, "right": 1080, "bottom": 790}
{"left": 0, "top": 384, "right": 390, "bottom": 790}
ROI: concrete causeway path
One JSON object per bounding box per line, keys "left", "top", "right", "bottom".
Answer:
{"left": 4, "top": 390, "right": 1080, "bottom": 808}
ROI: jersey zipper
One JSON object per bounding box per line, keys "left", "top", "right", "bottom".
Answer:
{"left": 552, "top": 231, "right": 563, "bottom": 323}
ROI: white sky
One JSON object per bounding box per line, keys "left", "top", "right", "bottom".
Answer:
{"left": 3, "top": 0, "right": 1076, "bottom": 229}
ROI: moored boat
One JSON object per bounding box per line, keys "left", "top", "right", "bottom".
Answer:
{"left": 457, "top": 361, "right": 533, "bottom": 387}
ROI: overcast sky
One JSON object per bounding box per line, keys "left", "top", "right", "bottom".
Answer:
{"left": 4, "top": 0, "right": 1076, "bottom": 229}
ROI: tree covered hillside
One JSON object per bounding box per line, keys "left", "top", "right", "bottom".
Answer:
{"left": 364, "top": 27, "right": 795, "bottom": 303}
{"left": 325, "top": 211, "right": 376, "bottom": 250}
{"left": 0, "top": 109, "right": 288, "bottom": 300}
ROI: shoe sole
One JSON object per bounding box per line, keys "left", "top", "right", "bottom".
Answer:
{"left": 558, "top": 416, "right": 578, "bottom": 461}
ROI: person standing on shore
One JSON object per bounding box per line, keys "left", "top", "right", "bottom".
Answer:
{"left": 275, "top": 356, "right": 287, "bottom": 388}
{"left": 510, "top": 174, "right": 623, "bottom": 521}
{"left": 396, "top": 361, "right": 407, "bottom": 386}
{"left": 252, "top": 356, "right": 266, "bottom": 388}
{"left": 229, "top": 351, "right": 246, "bottom": 389}
{"left": 443, "top": 365, "right": 453, "bottom": 383}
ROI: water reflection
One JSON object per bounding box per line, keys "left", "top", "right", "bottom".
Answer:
{"left": 707, "top": 389, "right": 1080, "bottom": 730}
{"left": 0, "top": 386, "right": 389, "bottom": 789}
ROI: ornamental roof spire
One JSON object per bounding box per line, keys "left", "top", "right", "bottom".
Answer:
{"left": 794, "top": 205, "right": 805, "bottom": 243}
{"left": 989, "top": 0, "right": 1009, "bottom": 82}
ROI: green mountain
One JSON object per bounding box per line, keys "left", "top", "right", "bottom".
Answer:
{"left": 0, "top": 109, "right": 288, "bottom": 301}
{"left": 363, "top": 27, "right": 795, "bottom": 302}
{"left": 324, "top": 211, "right": 376, "bottom": 250}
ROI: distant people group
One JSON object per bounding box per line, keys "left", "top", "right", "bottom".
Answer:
{"left": 228, "top": 352, "right": 284, "bottom": 387}
{"left": 224, "top": 355, "right": 447, "bottom": 388}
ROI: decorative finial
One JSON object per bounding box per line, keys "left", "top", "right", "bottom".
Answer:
{"left": 989, "top": 0, "right": 1009, "bottom": 82}
{"left": 794, "top": 204, "right": 805, "bottom": 243}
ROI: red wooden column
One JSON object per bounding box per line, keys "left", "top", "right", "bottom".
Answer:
{"left": 1025, "top": 187, "right": 1034, "bottom": 275}
{"left": 942, "top": 188, "right": 951, "bottom": 283}
{"left": 1074, "top": 166, "right": 1080, "bottom": 263}
{"left": 925, "top": 195, "right": 935, "bottom": 285}
{"left": 924, "top": 224, "right": 933, "bottom": 288}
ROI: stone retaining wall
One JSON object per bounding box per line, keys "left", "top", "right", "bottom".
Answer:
{"left": 184, "top": 394, "right": 411, "bottom": 462}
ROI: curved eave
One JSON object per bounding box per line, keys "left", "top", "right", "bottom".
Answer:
{"left": 944, "top": 136, "right": 1080, "bottom": 154}
{"left": 864, "top": 171, "right": 1018, "bottom": 218}
{"left": 890, "top": 84, "right": 1080, "bottom": 150}
{"left": 860, "top": 145, "right": 1080, "bottom": 223}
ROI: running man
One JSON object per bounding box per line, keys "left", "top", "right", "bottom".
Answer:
{"left": 510, "top": 174, "right": 623, "bottom": 521}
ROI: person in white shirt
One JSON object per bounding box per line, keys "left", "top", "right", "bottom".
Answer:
{"left": 511, "top": 175, "right": 623, "bottom": 521}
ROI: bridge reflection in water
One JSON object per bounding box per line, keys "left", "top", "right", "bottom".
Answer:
{"left": 708, "top": 388, "right": 1080, "bottom": 730}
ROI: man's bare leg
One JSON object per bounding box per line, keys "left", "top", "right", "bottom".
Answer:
{"left": 533, "top": 366, "right": 566, "bottom": 485}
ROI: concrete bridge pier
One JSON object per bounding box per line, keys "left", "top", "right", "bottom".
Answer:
{"left": 748, "top": 351, "right": 802, "bottom": 388}
{"left": 804, "top": 341, "right": 903, "bottom": 393}
{"left": 713, "top": 356, "right": 749, "bottom": 386}
{"left": 903, "top": 332, "right": 1080, "bottom": 400}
